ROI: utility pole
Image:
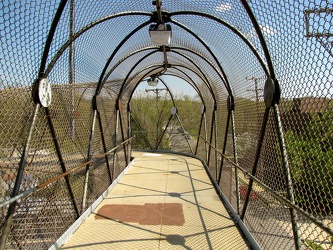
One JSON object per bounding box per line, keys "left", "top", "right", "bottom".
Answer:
{"left": 145, "top": 88, "right": 167, "bottom": 101}
{"left": 304, "top": 7, "right": 333, "bottom": 57}
{"left": 246, "top": 77, "right": 264, "bottom": 127}
{"left": 69, "top": 0, "right": 75, "bottom": 141}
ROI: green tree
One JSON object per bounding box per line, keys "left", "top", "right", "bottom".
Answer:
{"left": 285, "top": 103, "right": 333, "bottom": 215}
{"left": 130, "top": 92, "right": 202, "bottom": 150}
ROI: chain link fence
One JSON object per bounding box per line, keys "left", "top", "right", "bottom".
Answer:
{"left": 1, "top": 0, "right": 332, "bottom": 249}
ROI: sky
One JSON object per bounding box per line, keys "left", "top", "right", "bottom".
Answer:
{"left": 1, "top": 0, "right": 332, "bottom": 99}
{"left": 133, "top": 75, "right": 199, "bottom": 99}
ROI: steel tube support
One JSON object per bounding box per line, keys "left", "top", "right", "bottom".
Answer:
{"left": 156, "top": 114, "right": 173, "bottom": 149}
{"left": 240, "top": 107, "right": 270, "bottom": 220}
{"left": 69, "top": 0, "right": 75, "bottom": 141}
{"left": 175, "top": 113, "right": 193, "bottom": 154}
{"left": 214, "top": 110, "right": 218, "bottom": 180}
{"left": 97, "top": 110, "right": 112, "bottom": 183}
{"left": 0, "top": 104, "right": 40, "bottom": 250}
{"left": 127, "top": 105, "right": 132, "bottom": 162}
{"left": 204, "top": 111, "right": 209, "bottom": 162}
{"left": 217, "top": 108, "right": 231, "bottom": 185}
{"left": 231, "top": 109, "right": 241, "bottom": 214}
{"left": 45, "top": 107, "right": 80, "bottom": 217}
{"left": 207, "top": 107, "right": 216, "bottom": 167}
{"left": 82, "top": 109, "right": 97, "bottom": 213}
{"left": 112, "top": 108, "right": 120, "bottom": 180}
{"left": 130, "top": 114, "right": 152, "bottom": 149}
{"left": 195, "top": 107, "right": 205, "bottom": 155}
{"left": 118, "top": 106, "right": 128, "bottom": 166}
{"left": 273, "top": 104, "right": 301, "bottom": 249}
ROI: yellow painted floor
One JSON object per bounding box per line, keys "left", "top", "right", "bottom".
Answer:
{"left": 61, "top": 152, "right": 249, "bottom": 249}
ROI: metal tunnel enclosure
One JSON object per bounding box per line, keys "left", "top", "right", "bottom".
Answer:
{"left": 1, "top": 0, "right": 332, "bottom": 249}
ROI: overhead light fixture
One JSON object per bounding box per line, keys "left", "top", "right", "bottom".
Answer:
{"left": 149, "top": 23, "right": 172, "bottom": 45}
{"left": 147, "top": 76, "right": 158, "bottom": 86}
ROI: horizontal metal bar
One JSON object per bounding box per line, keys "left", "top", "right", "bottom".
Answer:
{"left": 0, "top": 138, "right": 133, "bottom": 209}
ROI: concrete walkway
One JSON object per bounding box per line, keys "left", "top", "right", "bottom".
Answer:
{"left": 60, "top": 152, "right": 249, "bottom": 249}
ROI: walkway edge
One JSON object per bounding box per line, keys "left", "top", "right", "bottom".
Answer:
{"left": 198, "top": 155, "right": 262, "bottom": 250}
{"left": 48, "top": 159, "right": 136, "bottom": 250}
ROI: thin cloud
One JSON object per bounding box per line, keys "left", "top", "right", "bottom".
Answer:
{"left": 216, "top": 3, "right": 232, "bottom": 12}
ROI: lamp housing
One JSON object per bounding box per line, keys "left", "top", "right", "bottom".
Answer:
{"left": 149, "top": 23, "right": 172, "bottom": 45}
{"left": 147, "top": 77, "right": 158, "bottom": 86}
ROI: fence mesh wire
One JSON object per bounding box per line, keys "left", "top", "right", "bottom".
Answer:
{"left": 1, "top": 0, "right": 332, "bottom": 249}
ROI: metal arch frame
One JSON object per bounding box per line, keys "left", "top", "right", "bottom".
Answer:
{"left": 161, "top": 70, "right": 208, "bottom": 158}
{"left": 125, "top": 68, "right": 207, "bottom": 154}
{"left": 96, "top": 39, "right": 229, "bottom": 110}
{"left": 122, "top": 61, "right": 216, "bottom": 155}
{"left": 169, "top": 11, "right": 270, "bottom": 79}
{"left": 105, "top": 47, "right": 216, "bottom": 108}
{"left": 170, "top": 49, "right": 232, "bottom": 181}
{"left": 36, "top": 6, "right": 269, "bottom": 103}
{"left": 114, "top": 49, "right": 216, "bottom": 107}
{"left": 81, "top": 12, "right": 235, "bottom": 103}
{"left": 126, "top": 69, "right": 177, "bottom": 107}
{"left": 41, "top": 8, "right": 238, "bottom": 189}
{"left": 95, "top": 19, "right": 153, "bottom": 96}
{"left": 39, "top": 1, "right": 260, "bottom": 209}
{"left": 166, "top": 54, "right": 217, "bottom": 104}
{"left": 1, "top": 1, "right": 303, "bottom": 249}
{"left": 123, "top": 68, "right": 177, "bottom": 150}
{"left": 153, "top": 73, "right": 203, "bottom": 152}
{"left": 89, "top": 10, "right": 273, "bottom": 193}
{"left": 162, "top": 72, "right": 203, "bottom": 103}
{"left": 170, "top": 6, "right": 298, "bottom": 248}
{"left": 98, "top": 47, "right": 159, "bottom": 87}
{"left": 44, "top": 11, "right": 154, "bottom": 76}
{"left": 171, "top": 47, "right": 228, "bottom": 85}
{"left": 169, "top": 64, "right": 217, "bottom": 166}
{"left": 40, "top": 8, "right": 270, "bottom": 96}
{"left": 169, "top": 50, "right": 228, "bottom": 97}
{"left": 168, "top": 61, "right": 218, "bottom": 165}
{"left": 100, "top": 44, "right": 225, "bottom": 106}
{"left": 235, "top": 3, "right": 300, "bottom": 248}
{"left": 169, "top": 20, "right": 233, "bottom": 96}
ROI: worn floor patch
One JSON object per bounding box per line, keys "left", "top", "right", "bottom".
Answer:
{"left": 95, "top": 203, "right": 185, "bottom": 226}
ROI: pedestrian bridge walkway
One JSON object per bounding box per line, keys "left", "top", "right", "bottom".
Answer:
{"left": 57, "top": 152, "right": 249, "bottom": 249}
{"left": 1, "top": 1, "right": 332, "bottom": 249}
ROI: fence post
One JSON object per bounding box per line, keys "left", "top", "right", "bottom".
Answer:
{"left": 0, "top": 104, "right": 40, "bottom": 250}
{"left": 82, "top": 109, "right": 97, "bottom": 213}
{"left": 273, "top": 103, "right": 301, "bottom": 249}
